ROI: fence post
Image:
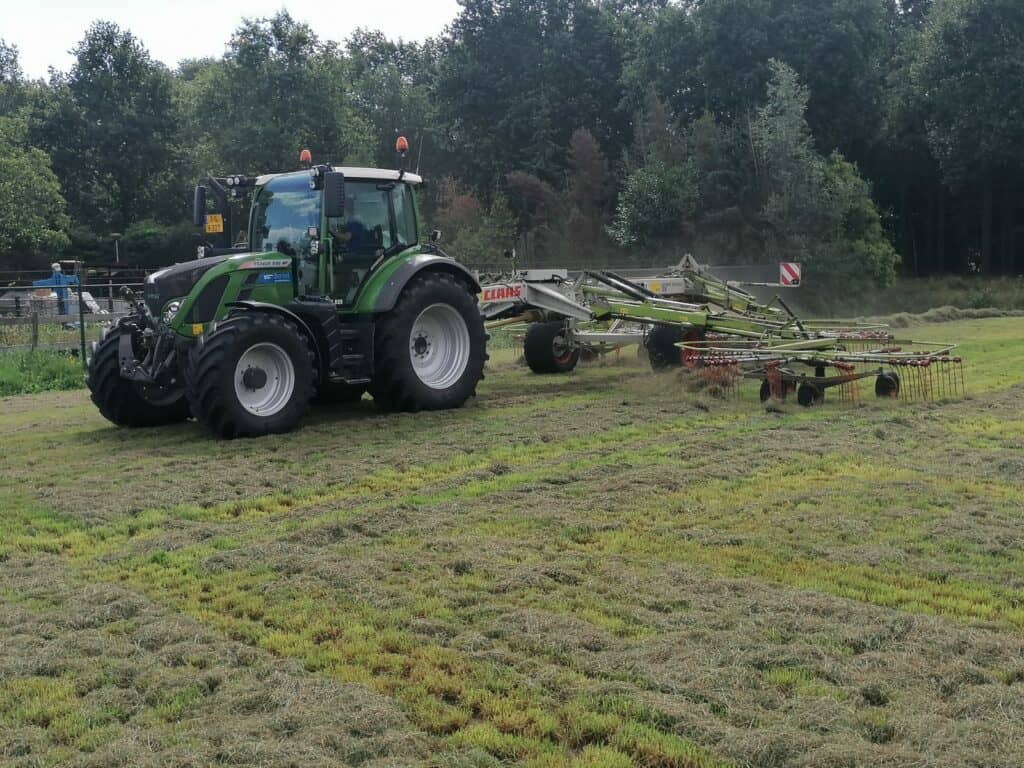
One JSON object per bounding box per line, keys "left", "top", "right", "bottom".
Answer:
{"left": 14, "top": 294, "right": 21, "bottom": 317}
{"left": 31, "top": 312, "right": 39, "bottom": 351}
{"left": 77, "top": 261, "right": 87, "bottom": 369}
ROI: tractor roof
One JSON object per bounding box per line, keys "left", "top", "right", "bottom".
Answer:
{"left": 255, "top": 168, "right": 423, "bottom": 186}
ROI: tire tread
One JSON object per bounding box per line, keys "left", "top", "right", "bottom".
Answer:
{"left": 185, "top": 312, "right": 315, "bottom": 438}
{"left": 87, "top": 328, "right": 190, "bottom": 427}
{"left": 369, "top": 272, "right": 487, "bottom": 412}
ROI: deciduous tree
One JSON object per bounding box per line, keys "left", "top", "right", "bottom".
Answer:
{"left": 436, "top": 0, "right": 629, "bottom": 193}
{"left": 185, "top": 12, "right": 374, "bottom": 174}
{"left": 31, "top": 22, "right": 179, "bottom": 232}
{"left": 0, "top": 119, "right": 70, "bottom": 267}
{"left": 911, "top": 0, "right": 1024, "bottom": 272}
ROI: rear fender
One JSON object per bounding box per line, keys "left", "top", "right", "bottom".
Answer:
{"left": 362, "top": 254, "right": 480, "bottom": 314}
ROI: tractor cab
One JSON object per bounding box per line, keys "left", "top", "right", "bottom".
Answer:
{"left": 195, "top": 160, "right": 424, "bottom": 310}
{"left": 247, "top": 167, "right": 422, "bottom": 306}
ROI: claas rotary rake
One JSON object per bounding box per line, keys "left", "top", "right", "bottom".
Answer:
{"left": 479, "top": 256, "right": 965, "bottom": 406}
{"left": 677, "top": 337, "right": 965, "bottom": 406}
{"left": 581, "top": 266, "right": 965, "bottom": 407}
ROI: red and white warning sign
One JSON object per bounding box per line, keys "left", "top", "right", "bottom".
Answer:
{"left": 780, "top": 262, "right": 801, "bottom": 287}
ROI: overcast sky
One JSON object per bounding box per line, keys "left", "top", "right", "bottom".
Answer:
{"left": 1, "top": 0, "right": 462, "bottom": 79}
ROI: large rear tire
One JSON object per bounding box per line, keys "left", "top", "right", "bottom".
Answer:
{"left": 87, "top": 327, "right": 190, "bottom": 427}
{"left": 370, "top": 272, "right": 486, "bottom": 412}
{"left": 524, "top": 322, "right": 580, "bottom": 374}
{"left": 187, "top": 312, "right": 315, "bottom": 439}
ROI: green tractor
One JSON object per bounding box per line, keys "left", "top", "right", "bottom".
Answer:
{"left": 87, "top": 151, "right": 487, "bottom": 438}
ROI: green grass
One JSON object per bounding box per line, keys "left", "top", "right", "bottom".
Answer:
{"left": 0, "top": 351, "right": 84, "bottom": 396}
{"left": 0, "top": 317, "right": 1022, "bottom": 767}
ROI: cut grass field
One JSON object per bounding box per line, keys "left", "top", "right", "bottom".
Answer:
{"left": 1, "top": 316, "right": 1022, "bottom": 767}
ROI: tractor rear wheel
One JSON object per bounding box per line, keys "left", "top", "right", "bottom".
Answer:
{"left": 187, "top": 312, "right": 315, "bottom": 438}
{"left": 87, "top": 326, "right": 190, "bottom": 427}
{"left": 524, "top": 321, "right": 579, "bottom": 374}
{"left": 370, "top": 272, "right": 486, "bottom": 412}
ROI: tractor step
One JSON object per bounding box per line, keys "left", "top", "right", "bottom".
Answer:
{"left": 330, "top": 328, "right": 374, "bottom": 381}
{"left": 287, "top": 300, "right": 376, "bottom": 385}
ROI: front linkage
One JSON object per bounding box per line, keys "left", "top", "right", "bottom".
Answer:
{"left": 116, "top": 294, "right": 187, "bottom": 399}
{"left": 88, "top": 292, "right": 193, "bottom": 427}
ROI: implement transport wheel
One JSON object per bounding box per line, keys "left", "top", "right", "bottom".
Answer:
{"left": 524, "top": 321, "right": 580, "bottom": 374}
{"left": 371, "top": 272, "right": 487, "bottom": 412}
{"left": 875, "top": 372, "right": 900, "bottom": 398}
{"left": 645, "top": 325, "right": 683, "bottom": 370}
{"left": 87, "top": 326, "right": 190, "bottom": 427}
{"left": 797, "top": 382, "right": 824, "bottom": 407}
{"left": 187, "top": 312, "right": 315, "bottom": 439}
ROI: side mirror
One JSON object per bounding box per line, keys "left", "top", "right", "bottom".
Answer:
{"left": 192, "top": 185, "right": 207, "bottom": 227}
{"left": 430, "top": 229, "right": 442, "bottom": 243}
{"left": 324, "top": 171, "right": 346, "bottom": 218}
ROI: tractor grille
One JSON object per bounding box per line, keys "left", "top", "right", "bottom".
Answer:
{"left": 185, "top": 275, "right": 230, "bottom": 324}
{"left": 144, "top": 255, "right": 227, "bottom": 316}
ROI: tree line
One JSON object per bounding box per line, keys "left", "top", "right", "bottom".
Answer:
{"left": 0, "top": 0, "right": 1021, "bottom": 296}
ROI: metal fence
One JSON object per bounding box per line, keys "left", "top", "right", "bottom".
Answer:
{"left": 0, "top": 264, "right": 149, "bottom": 367}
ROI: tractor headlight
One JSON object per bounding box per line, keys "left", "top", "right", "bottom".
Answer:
{"left": 162, "top": 301, "right": 182, "bottom": 323}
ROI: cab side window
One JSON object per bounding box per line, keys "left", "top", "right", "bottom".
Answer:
{"left": 331, "top": 183, "right": 390, "bottom": 256}
{"left": 328, "top": 181, "right": 390, "bottom": 303}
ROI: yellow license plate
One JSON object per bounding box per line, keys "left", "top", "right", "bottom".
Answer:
{"left": 204, "top": 214, "right": 224, "bottom": 234}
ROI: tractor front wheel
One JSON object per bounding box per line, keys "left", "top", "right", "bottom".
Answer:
{"left": 524, "top": 321, "right": 580, "bottom": 374}
{"left": 87, "top": 326, "right": 190, "bottom": 427}
{"left": 187, "top": 312, "right": 315, "bottom": 438}
{"left": 371, "top": 272, "right": 486, "bottom": 412}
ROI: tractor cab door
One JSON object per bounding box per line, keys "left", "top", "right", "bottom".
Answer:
{"left": 327, "top": 180, "right": 417, "bottom": 306}
{"left": 251, "top": 174, "right": 321, "bottom": 296}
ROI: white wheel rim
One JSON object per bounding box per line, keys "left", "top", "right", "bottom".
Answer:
{"left": 234, "top": 342, "right": 295, "bottom": 416}
{"left": 409, "top": 303, "right": 471, "bottom": 390}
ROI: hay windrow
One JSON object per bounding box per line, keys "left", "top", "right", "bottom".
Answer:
{"left": 1, "top": 316, "right": 1022, "bottom": 767}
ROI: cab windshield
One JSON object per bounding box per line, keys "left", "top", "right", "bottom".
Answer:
{"left": 250, "top": 174, "right": 320, "bottom": 257}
